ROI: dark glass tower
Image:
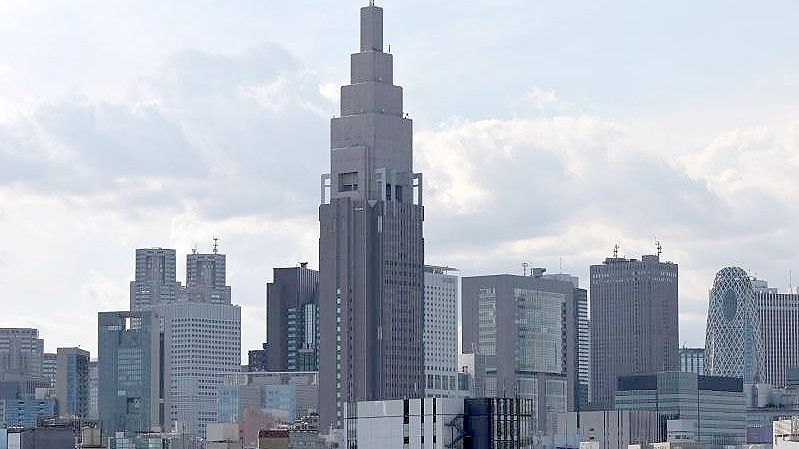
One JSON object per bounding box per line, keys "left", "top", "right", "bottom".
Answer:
{"left": 318, "top": 2, "right": 425, "bottom": 431}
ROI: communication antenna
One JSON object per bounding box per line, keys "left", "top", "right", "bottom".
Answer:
{"left": 789, "top": 269, "right": 794, "bottom": 294}
{"left": 522, "top": 262, "right": 529, "bottom": 277}
{"left": 613, "top": 243, "right": 620, "bottom": 258}
{"left": 212, "top": 237, "right": 219, "bottom": 254}
{"left": 191, "top": 244, "right": 198, "bottom": 255}
{"left": 369, "top": 0, "right": 374, "bottom": 5}
{"left": 656, "top": 240, "right": 663, "bottom": 257}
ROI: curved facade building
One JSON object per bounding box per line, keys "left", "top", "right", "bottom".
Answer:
{"left": 705, "top": 267, "right": 764, "bottom": 383}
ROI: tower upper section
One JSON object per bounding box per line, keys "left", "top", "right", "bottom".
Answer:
{"left": 324, "top": 3, "right": 417, "bottom": 205}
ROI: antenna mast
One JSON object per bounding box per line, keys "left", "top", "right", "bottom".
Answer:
{"left": 212, "top": 237, "right": 219, "bottom": 254}
{"left": 656, "top": 240, "right": 663, "bottom": 257}
{"left": 613, "top": 243, "right": 620, "bottom": 258}
{"left": 522, "top": 262, "right": 529, "bottom": 277}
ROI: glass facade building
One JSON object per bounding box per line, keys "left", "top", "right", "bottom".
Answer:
{"left": 680, "top": 347, "right": 705, "bottom": 375}
{"left": 55, "top": 347, "right": 90, "bottom": 418}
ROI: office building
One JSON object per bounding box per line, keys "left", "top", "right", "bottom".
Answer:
{"left": 705, "top": 267, "right": 764, "bottom": 384}
{"left": 157, "top": 301, "right": 240, "bottom": 437}
{"left": 42, "top": 353, "right": 57, "bottom": 388}
{"left": 423, "top": 266, "right": 458, "bottom": 398}
{"left": 590, "top": 254, "right": 679, "bottom": 409}
{"left": 97, "top": 310, "right": 166, "bottom": 436}
{"left": 616, "top": 371, "right": 746, "bottom": 448}
{"left": 757, "top": 288, "right": 799, "bottom": 388}
{"left": 680, "top": 348, "right": 705, "bottom": 375}
{"left": 264, "top": 265, "right": 320, "bottom": 372}
{"left": 461, "top": 269, "right": 587, "bottom": 430}
{"left": 247, "top": 345, "right": 268, "bottom": 373}
{"left": 0, "top": 398, "right": 57, "bottom": 428}
{"left": 186, "top": 246, "right": 231, "bottom": 305}
{"left": 0, "top": 329, "right": 45, "bottom": 380}
{"left": 55, "top": 347, "right": 90, "bottom": 418}
{"left": 344, "top": 397, "right": 536, "bottom": 449}
{"left": 88, "top": 360, "right": 98, "bottom": 421}
{"left": 129, "top": 248, "right": 180, "bottom": 311}
{"left": 318, "top": 2, "right": 425, "bottom": 431}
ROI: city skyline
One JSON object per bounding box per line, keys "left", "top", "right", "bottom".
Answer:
{"left": 2, "top": 1, "right": 799, "bottom": 361}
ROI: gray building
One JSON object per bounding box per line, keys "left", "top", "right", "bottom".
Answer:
{"left": 757, "top": 287, "right": 799, "bottom": 388}
{"left": 130, "top": 248, "right": 180, "bottom": 311}
{"left": 590, "top": 254, "right": 679, "bottom": 409}
{"left": 461, "top": 270, "right": 587, "bottom": 430}
{"left": 186, "top": 247, "right": 231, "bottom": 305}
{"left": 680, "top": 348, "right": 705, "bottom": 375}
{"left": 264, "top": 265, "right": 320, "bottom": 372}
{"left": 97, "top": 310, "right": 166, "bottom": 436}
{"left": 217, "top": 371, "right": 318, "bottom": 425}
{"left": 55, "top": 347, "right": 89, "bottom": 418}
{"left": 0, "top": 329, "right": 45, "bottom": 381}
{"left": 88, "top": 360, "right": 98, "bottom": 421}
{"left": 616, "top": 371, "right": 746, "bottom": 448}
{"left": 546, "top": 410, "right": 663, "bottom": 449}
{"left": 705, "top": 267, "right": 764, "bottom": 384}
{"left": 423, "top": 265, "right": 458, "bottom": 397}
{"left": 42, "top": 353, "right": 57, "bottom": 389}
{"left": 318, "top": 2, "right": 425, "bottom": 431}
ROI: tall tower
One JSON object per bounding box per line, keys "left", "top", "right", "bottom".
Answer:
{"left": 319, "top": 2, "right": 425, "bottom": 431}
{"left": 130, "top": 248, "right": 179, "bottom": 311}
{"left": 589, "top": 254, "right": 679, "bottom": 409}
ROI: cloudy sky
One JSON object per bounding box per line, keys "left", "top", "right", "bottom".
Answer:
{"left": 1, "top": 0, "right": 798, "bottom": 359}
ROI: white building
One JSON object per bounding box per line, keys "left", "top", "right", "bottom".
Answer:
{"left": 773, "top": 418, "right": 799, "bottom": 449}
{"left": 423, "top": 266, "right": 459, "bottom": 397}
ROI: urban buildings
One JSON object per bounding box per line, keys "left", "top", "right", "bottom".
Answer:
{"left": 217, "top": 371, "right": 318, "bottom": 425}
{"left": 679, "top": 347, "right": 705, "bottom": 375}
{"left": 97, "top": 310, "right": 166, "bottom": 436}
{"left": 129, "top": 248, "right": 180, "bottom": 311}
{"left": 42, "top": 353, "right": 57, "bottom": 389}
{"left": 423, "top": 265, "right": 458, "bottom": 398}
{"left": 318, "top": 2, "right": 425, "bottom": 431}
{"left": 88, "top": 360, "right": 98, "bottom": 421}
{"left": 590, "top": 254, "right": 679, "bottom": 409}
{"left": 0, "top": 398, "right": 57, "bottom": 428}
{"left": 344, "top": 397, "right": 536, "bottom": 449}
{"left": 461, "top": 269, "right": 587, "bottom": 429}
{"left": 705, "top": 266, "right": 764, "bottom": 384}
{"left": 264, "top": 265, "right": 320, "bottom": 372}
{"left": 545, "top": 410, "right": 663, "bottom": 449}
{"left": 615, "top": 371, "right": 746, "bottom": 448}
{"left": 55, "top": 347, "right": 90, "bottom": 418}
{"left": 0, "top": 329, "right": 45, "bottom": 380}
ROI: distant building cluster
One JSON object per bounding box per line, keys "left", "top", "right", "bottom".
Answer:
{"left": 5, "top": 3, "right": 799, "bottom": 449}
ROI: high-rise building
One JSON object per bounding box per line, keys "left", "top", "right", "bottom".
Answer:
{"left": 0, "top": 329, "right": 45, "bottom": 380}
{"left": 423, "top": 266, "right": 458, "bottom": 398}
{"left": 756, "top": 288, "right": 799, "bottom": 388}
{"left": 42, "top": 353, "right": 56, "bottom": 388}
{"left": 157, "top": 302, "right": 241, "bottom": 437}
{"left": 97, "top": 310, "right": 167, "bottom": 436}
{"left": 130, "top": 248, "right": 180, "bottom": 311}
{"left": 461, "top": 270, "right": 586, "bottom": 430}
{"left": 264, "top": 265, "right": 320, "bottom": 372}
{"left": 680, "top": 347, "right": 705, "bottom": 375}
{"left": 704, "top": 267, "right": 764, "bottom": 384}
{"left": 186, "top": 247, "right": 231, "bottom": 305}
{"left": 318, "top": 3, "right": 425, "bottom": 431}
{"left": 590, "top": 254, "right": 679, "bottom": 409}
{"left": 88, "top": 360, "right": 98, "bottom": 421}
{"left": 55, "top": 347, "right": 90, "bottom": 418}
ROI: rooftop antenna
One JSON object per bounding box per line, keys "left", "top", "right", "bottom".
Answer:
{"left": 191, "top": 244, "right": 198, "bottom": 255}
{"left": 789, "top": 269, "right": 794, "bottom": 294}
{"left": 559, "top": 257, "right": 563, "bottom": 274}
{"left": 656, "top": 240, "right": 663, "bottom": 257}
{"left": 613, "top": 243, "right": 620, "bottom": 258}
{"left": 522, "top": 262, "right": 529, "bottom": 277}
{"left": 212, "top": 237, "right": 219, "bottom": 254}
{"left": 369, "top": 0, "right": 374, "bottom": 5}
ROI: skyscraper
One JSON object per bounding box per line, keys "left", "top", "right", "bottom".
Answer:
{"left": 55, "top": 347, "right": 90, "bottom": 418}
{"left": 0, "top": 329, "right": 45, "bottom": 381}
{"left": 264, "top": 265, "right": 320, "bottom": 372}
{"left": 590, "top": 254, "right": 679, "bottom": 409}
{"left": 186, "top": 246, "right": 231, "bottom": 305}
{"left": 423, "top": 266, "right": 458, "bottom": 398}
{"left": 757, "top": 287, "right": 799, "bottom": 388}
{"left": 461, "top": 269, "right": 586, "bottom": 430}
{"left": 318, "top": 2, "right": 425, "bottom": 431}
{"left": 704, "top": 267, "right": 764, "bottom": 384}
{"left": 130, "top": 248, "right": 180, "bottom": 311}
{"left": 98, "top": 310, "right": 167, "bottom": 436}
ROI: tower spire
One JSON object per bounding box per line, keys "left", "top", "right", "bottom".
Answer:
{"left": 360, "top": 1, "right": 383, "bottom": 52}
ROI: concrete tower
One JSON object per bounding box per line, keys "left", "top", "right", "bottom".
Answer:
{"left": 319, "top": 2, "right": 425, "bottom": 431}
